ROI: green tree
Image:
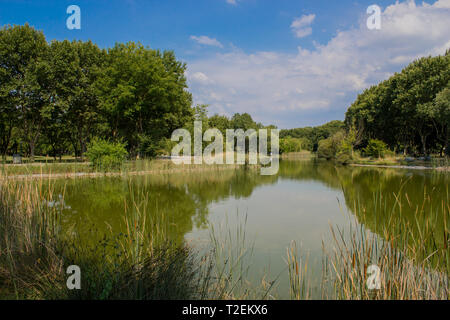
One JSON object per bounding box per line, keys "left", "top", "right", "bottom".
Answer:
{"left": 364, "top": 139, "right": 388, "bottom": 158}
{"left": 97, "top": 43, "right": 193, "bottom": 157}
{"left": 0, "top": 24, "right": 50, "bottom": 161}
{"left": 317, "top": 131, "right": 346, "bottom": 160}
{"left": 430, "top": 85, "right": 450, "bottom": 156}
{"left": 48, "top": 40, "right": 106, "bottom": 160}
{"left": 208, "top": 114, "right": 231, "bottom": 135}
{"left": 345, "top": 52, "right": 450, "bottom": 156}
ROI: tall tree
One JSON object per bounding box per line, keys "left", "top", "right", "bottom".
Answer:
{"left": 97, "top": 42, "right": 193, "bottom": 156}
{"left": 49, "top": 40, "right": 106, "bottom": 160}
{"left": 0, "top": 24, "right": 50, "bottom": 161}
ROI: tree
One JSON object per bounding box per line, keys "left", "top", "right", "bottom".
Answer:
{"left": 0, "top": 24, "right": 50, "bottom": 161}
{"left": 208, "top": 114, "right": 231, "bottom": 135}
{"left": 97, "top": 43, "right": 193, "bottom": 157}
{"left": 431, "top": 85, "right": 450, "bottom": 156}
{"left": 364, "top": 139, "right": 388, "bottom": 158}
{"left": 48, "top": 40, "right": 106, "bottom": 160}
{"left": 345, "top": 53, "right": 450, "bottom": 156}
{"left": 317, "top": 131, "right": 346, "bottom": 160}
{"left": 231, "top": 113, "right": 258, "bottom": 131}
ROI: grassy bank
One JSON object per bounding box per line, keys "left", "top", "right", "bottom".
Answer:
{"left": 0, "top": 159, "right": 260, "bottom": 180}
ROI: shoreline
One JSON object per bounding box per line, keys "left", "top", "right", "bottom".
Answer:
{"left": 350, "top": 163, "right": 450, "bottom": 171}
{"left": 0, "top": 164, "right": 257, "bottom": 181}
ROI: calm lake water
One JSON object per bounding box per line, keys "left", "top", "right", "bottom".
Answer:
{"left": 50, "top": 160, "right": 449, "bottom": 298}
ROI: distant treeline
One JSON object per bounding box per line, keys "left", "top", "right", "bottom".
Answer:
{"left": 280, "top": 120, "right": 345, "bottom": 152}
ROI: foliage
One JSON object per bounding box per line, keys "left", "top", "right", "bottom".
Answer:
{"left": 316, "top": 130, "right": 356, "bottom": 164}
{"left": 280, "top": 120, "right": 345, "bottom": 151}
{"left": 317, "top": 131, "right": 344, "bottom": 159}
{"left": 0, "top": 25, "right": 193, "bottom": 162}
{"left": 280, "top": 137, "right": 309, "bottom": 154}
{"left": 363, "top": 139, "right": 388, "bottom": 158}
{"left": 85, "top": 139, "right": 128, "bottom": 170}
{"left": 345, "top": 52, "right": 450, "bottom": 156}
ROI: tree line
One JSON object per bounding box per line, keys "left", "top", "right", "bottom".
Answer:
{"left": 0, "top": 24, "right": 280, "bottom": 162}
{"left": 1, "top": 24, "right": 448, "bottom": 163}
{"left": 345, "top": 51, "right": 449, "bottom": 156}
{"left": 281, "top": 52, "right": 449, "bottom": 158}
{"left": 0, "top": 24, "right": 193, "bottom": 161}
{"left": 279, "top": 120, "right": 345, "bottom": 152}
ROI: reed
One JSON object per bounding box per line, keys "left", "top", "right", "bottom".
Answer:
{"left": 288, "top": 189, "right": 449, "bottom": 300}
{"left": 0, "top": 179, "right": 269, "bottom": 300}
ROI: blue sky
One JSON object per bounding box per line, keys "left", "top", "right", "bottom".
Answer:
{"left": 1, "top": 0, "right": 449, "bottom": 128}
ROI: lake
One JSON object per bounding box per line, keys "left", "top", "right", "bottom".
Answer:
{"left": 49, "top": 160, "right": 449, "bottom": 299}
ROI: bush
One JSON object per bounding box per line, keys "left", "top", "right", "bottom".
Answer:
{"left": 317, "top": 138, "right": 334, "bottom": 160}
{"left": 85, "top": 139, "right": 128, "bottom": 170}
{"left": 317, "top": 131, "right": 354, "bottom": 164}
{"left": 363, "top": 139, "right": 388, "bottom": 158}
{"left": 317, "top": 131, "right": 346, "bottom": 160}
{"left": 336, "top": 140, "right": 353, "bottom": 165}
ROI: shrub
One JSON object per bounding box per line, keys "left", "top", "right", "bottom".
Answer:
{"left": 364, "top": 139, "right": 388, "bottom": 158}
{"left": 317, "top": 131, "right": 346, "bottom": 160}
{"left": 336, "top": 140, "right": 353, "bottom": 165}
{"left": 317, "top": 138, "right": 334, "bottom": 160}
{"left": 85, "top": 139, "right": 128, "bottom": 170}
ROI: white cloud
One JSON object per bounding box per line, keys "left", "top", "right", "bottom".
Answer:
{"left": 291, "top": 14, "right": 316, "bottom": 38}
{"left": 191, "top": 72, "right": 213, "bottom": 84}
{"left": 187, "top": 0, "right": 450, "bottom": 128}
{"left": 226, "top": 0, "right": 237, "bottom": 5}
{"left": 190, "top": 35, "right": 224, "bottom": 48}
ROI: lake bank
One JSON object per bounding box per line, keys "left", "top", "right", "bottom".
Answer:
{"left": 350, "top": 163, "right": 450, "bottom": 171}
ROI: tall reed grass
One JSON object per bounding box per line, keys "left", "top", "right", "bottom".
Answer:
{"left": 0, "top": 179, "right": 269, "bottom": 300}
{"left": 288, "top": 189, "right": 449, "bottom": 300}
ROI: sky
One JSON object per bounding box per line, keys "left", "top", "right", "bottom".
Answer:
{"left": 1, "top": 0, "right": 449, "bottom": 128}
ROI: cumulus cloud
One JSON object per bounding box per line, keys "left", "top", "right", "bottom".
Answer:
{"left": 190, "top": 35, "right": 224, "bottom": 48}
{"left": 291, "top": 14, "right": 316, "bottom": 38}
{"left": 187, "top": 0, "right": 450, "bottom": 128}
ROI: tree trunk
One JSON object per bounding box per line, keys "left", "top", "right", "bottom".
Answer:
{"left": 419, "top": 132, "right": 427, "bottom": 155}
{"left": 29, "top": 141, "right": 35, "bottom": 163}
{"left": 80, "top": 138, "right": 86, "bottom": 162}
